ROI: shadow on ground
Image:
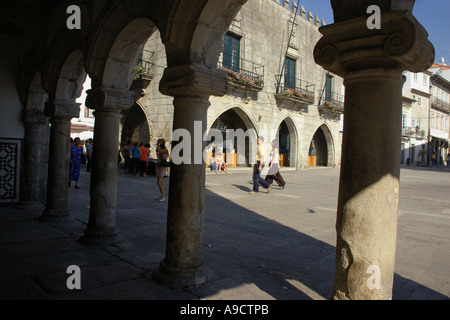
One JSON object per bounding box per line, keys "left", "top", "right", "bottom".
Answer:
{"left": 0, "top": 169, "right": 448, "bottom": 300}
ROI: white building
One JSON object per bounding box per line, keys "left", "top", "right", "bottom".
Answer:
{"left": 401, "top": 71, "right": 431, "bottom": 165}
{"left": 71, "top": 76, "right": 94, "bottom": 141}
{"left": 429, "top": 59, "right": 450, "bottom": 165}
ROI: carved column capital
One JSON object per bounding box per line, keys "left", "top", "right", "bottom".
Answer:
{"left": 44, "top": 100, "right": 80, "bottom": 119}
{"left": 314, "top": 11, "right": 434, "bottom": 77}
{"left": 86, "top": 87, "right": 134, "bottom": 113}
{"left": 159, "top": 63, "right": 228, "bottom": 98}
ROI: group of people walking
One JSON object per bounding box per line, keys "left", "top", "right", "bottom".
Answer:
{"left": 250, "top": 137, "right": 286, "bottom": 194}
{"left": 121, "top": 139, "right": 169, "bottom": 202}
{"left": 68, "top": 134, "right": 286, "bottom": 201}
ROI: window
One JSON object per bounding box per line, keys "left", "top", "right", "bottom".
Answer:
{"left": 223, "top": 32, "right": 241, "bottom": 72}
{"left": 423, "top": 75, "right": 427, "bottom": 86}
{"left": 417, "top": 120, "right": 421, "bottom": 130}
{"left": 402, "top": 114, "right": 407, "bottom": 129}
{"left": 324, "top": 73, "right": 333, "bottom": 101}
{"left": 413, "top": 73, "right": 418, "bottom": 81}
{"left": 284, "top": 57, "right": 297, "bottom": 89}
{"left": 417, "top": 97, "right": 422, "bottom": 105}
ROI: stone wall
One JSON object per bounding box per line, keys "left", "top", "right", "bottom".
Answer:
{"left": 136, "top": 0, "right": 343, "bottom": 168}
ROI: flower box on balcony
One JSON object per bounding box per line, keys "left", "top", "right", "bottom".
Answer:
{"left": 221, "top": 67, "right": 264, "bottom": 92}
{"left": 274, "top": 88, "right": 315, "bottom": 106}
{"left": 130, "top": 71, "right": 153, "bottom": 100}
{"left": 318, "top": 101, "right": 344, "bottom": 116}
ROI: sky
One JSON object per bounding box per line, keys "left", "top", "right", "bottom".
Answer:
{"left": 284, "top": 0, "right": 450, "bottom": 64}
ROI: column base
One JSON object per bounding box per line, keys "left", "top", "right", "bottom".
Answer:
{"left": 151, "top": 259, "right": 214, "bottom": 287}
{"left": 78, "top": 229, "right": 123, "bottom": 246}
{"left": 40, "top": 208, "right": 73, "bottom": 223}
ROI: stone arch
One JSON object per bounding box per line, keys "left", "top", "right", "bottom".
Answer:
{"left": 208, "top": 104, "right": 259, "bottom": 133}
{"left": 308, "top": 123, "right": 335, "bottom": 167}
{"left": 160, "top": 0, "right": 248, "bottom": 67}
{"left": 85, "top": 1, "right": 159, "bottom": 90}
{"left": 208, "top": 105, "right": 258, "bottom": 167}
{"left": 54, "top": 50, "right": 87, "bottom": 103}
{"left": 120, "top": 101, "right": 152, "bottom": 148}
{"left": 276, "top": 115, "right": 298, "bottom": 168}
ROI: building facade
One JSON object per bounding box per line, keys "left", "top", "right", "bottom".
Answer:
{"left": 401, "top": 71, "right": 431, "bottom": 166}
{"left": 429, "top": 62, "right": 450, "bottom": 165}
{"left": 401, "top": 62, "right": 450, "bottom": 167}
{"left": 121, "top": 0, "right": 344, "bottom": 169}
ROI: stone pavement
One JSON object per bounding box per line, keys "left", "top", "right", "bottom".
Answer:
{"left": 0, "top": 165, "right": 449, "bottom": 300}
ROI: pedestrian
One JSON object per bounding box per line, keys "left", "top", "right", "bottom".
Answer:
{"left": 69, "top": 137, "right": 83, "bottom": 189}
{"left": 85, "top": 138, "right": 93, "bottom": 172}
{"left": 136, "top": 142, "right": 149, "bottom": 178}
{"left": 156, "top": 138, "right": 169, "bottom": 201}
{"left": 130, "top": 142, "right": 140, "bottom": 174}
{"left": 431, "top": 152, "right": 436, "bottom": 166}
{"left": 250, "top": 136, "right": 271, "bottom": 194}
{"left": 215, "top": 151, "right": 228, "bottom": 173}
{"left": 121, "top": 141, "right": 132, "bottom": 173}
{"left": 265, "top": 139, "right": 286, "bottom": 189}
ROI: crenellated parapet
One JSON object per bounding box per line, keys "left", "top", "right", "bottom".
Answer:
{"left": 274, "top": 0, "right": 328, "bottom": 27}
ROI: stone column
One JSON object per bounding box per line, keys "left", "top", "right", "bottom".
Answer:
{"left": 314, "top": 3, "right": 434, "bottom": 300}
{"left": 152, "top": 64, "right": 227, "bottom": 287}
{"left": 79, "top": 87, "right": 134, "bottom": 245}
{"left": 41, "top": 101, "right": 80, "bottom": 221}
{"left": 20, "top": 107, "right": 49, "bottom": 204}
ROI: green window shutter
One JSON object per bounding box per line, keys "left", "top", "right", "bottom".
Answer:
{"left": 284, "top": 57, "right": 296, "bottom": 89}
{"left": 325, "top": 74, "right": 333, "bottom": 101}
{"left": 223, "top": 33, "right": 240, "bottom": 72}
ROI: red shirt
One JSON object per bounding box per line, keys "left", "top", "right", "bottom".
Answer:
{"left": 139, "top": 146, "right": 149, "bottom": 161}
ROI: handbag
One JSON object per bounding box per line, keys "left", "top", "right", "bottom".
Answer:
{"left": 159, "top": 159, "right": 171, "bottom": 167}
{"left": 158, "top": 156, "right": 171, "bottom": 167}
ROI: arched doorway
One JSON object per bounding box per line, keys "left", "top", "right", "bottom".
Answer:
{"left": 209, "top": 107, "right": 257, "bottom": 167}
{"left": 278, "top": 117, "right": 297, "bottom": 167}
{"left": 309, "top": 125, "right": 333, "bottom": 167}
{"left": 121, "top": 103, "right": 150, "bottom": 147}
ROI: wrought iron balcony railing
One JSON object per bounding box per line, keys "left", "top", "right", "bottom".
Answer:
{"left": 431, "top": 96, "right": 450, "bottom": 113}
{"left": 402, "top": 126, "right": 412, "bottom": 136}
{"left": 218, "top": 54, "right": 265, "bottom": 90}
{"left": 318, "top": 90, "right": 344, "bottom": 107}
{"left": 135, "top": 49, "right": 155, "bottom": 79}
{"left": 402, "top": 126, "right": 426, "bottom": 139}
{"left": 317, "top": 89, "right": 344, "bottom": 115}
{"left": 275, "top": 76, "right": 316, "bottom": 104}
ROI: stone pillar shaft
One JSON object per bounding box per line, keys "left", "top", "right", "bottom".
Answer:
{"left": 314, "top": 4, "right": 434, "bottom": 300}
{"left": 334, "top": 69, "right": 403, "bottom": 299}
{"left": 80, "top": 87, "right": 133, "bottom": 245}
{"left": 152, "top": 64, "right": 227, "bottom": 287}
{"left": 41, "top": 101, "right": 80, "bottom": 221}
{"left": 83, "top": 110, "right": 122, "bottom": 242}
{"left": 166, "top": 97, "right": 209, "bottom": 266}
{"left": 21, "top": 112, "right": 49, "bottom": 204}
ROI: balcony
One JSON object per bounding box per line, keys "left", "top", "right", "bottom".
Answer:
{"left": 130, "top": 50, "right": 154, "bottom": 99}
{"left": 218, "top": 54, "right": 264, "bottom": 92}
{"left": 402, "top": 126, "right": 412, "bottom": 136}
{"left": 274, "top": 77, "right": 316, "bottom": 107}
{"left": 431, "top": 96, "right": 450, "bottom": 113}
{"left": 318, "top": 90, "right": 344, "bottom": 116}
{"left": 402, "top": 126, "right": 427, "bottom": 139}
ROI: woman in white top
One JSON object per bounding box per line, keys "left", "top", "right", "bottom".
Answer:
{"left": 265, "top": 139, "right": 286, "bottom": 189}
